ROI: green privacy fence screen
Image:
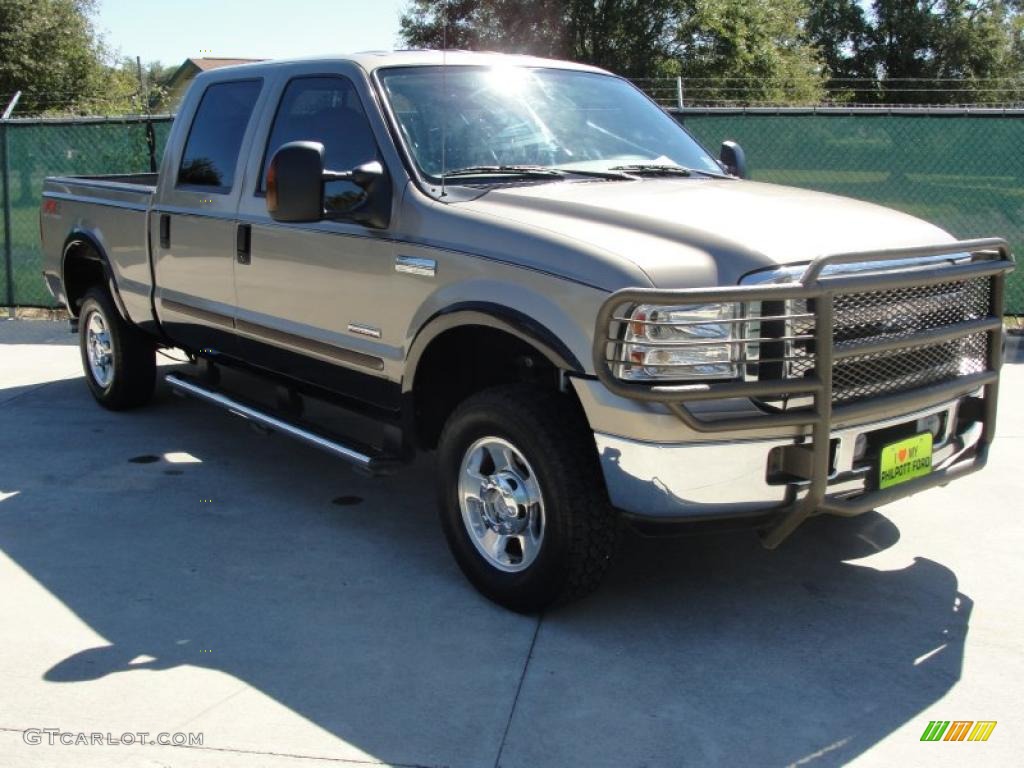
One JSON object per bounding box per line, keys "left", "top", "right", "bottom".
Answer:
{"left": 0, "top": 116, "right": 173, "bottom": 307}
{"left": 0, "top": 111, "right": 1021, "bottom": 312}
{"left": 674, "top": 108, "right": 1023, "bottom": 313}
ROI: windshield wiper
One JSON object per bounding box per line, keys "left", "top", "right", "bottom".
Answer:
{"left": 551, "top": 167, "right": 636, "bottom": 180}
{"left": 608, "top": 163, "right": 731, "bottom": 179}
{"left": 442, "top": 165, "right": 634, "bottom": 181}
{"left": 443, "top": 165, "right": 564, "bottom": 179}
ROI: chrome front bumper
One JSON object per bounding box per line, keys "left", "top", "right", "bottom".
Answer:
{"left": 595, "top": 395, "right": 983, "bottom": 521}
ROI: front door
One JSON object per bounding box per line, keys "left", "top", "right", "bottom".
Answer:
{"left": 233, "top": 74, "right": 400, "bottom": 411}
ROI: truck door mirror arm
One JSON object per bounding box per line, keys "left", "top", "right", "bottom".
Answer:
{"left": 267, "top": 141, "right": 391, "bottom": 228}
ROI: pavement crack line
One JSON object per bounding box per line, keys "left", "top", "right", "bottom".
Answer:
{"left": 172, "top": 684, "right": 249, "bottom": 731}
{"left": 493, "top": 613, "right": 543, "bottom": 768}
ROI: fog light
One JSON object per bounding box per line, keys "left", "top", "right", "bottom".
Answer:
{"left": 916, "top": 413, "right": 944, "bottom": 439}
{"left": 853, "top": 433, "right": 868, "bottom": 461}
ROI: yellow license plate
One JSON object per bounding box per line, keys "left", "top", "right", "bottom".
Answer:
{"left": 879, "top": 433, "right": 933, "bottom": 490}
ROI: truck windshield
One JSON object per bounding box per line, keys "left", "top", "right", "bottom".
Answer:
{"left": 377, "top": 66, "right": 722, "bottom": 182}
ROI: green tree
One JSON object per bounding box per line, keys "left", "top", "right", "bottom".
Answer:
{"left": 0, "top": 0, "right": 144, "bottom": 115}
{"left": 876, "top": 0, "right": 1024, "bottom": 103}
{"left": 872, "top": 0, "right": 937, "bottom": 83}
{"left": 399, "top": 0, "right": 826, "bottom": 99}
{"left": 138, "top": 60, "right": 177, "bottom": 112}
{"left": 566, "top": 0, "right": 688, "bottom": 77}
{"left": 108, "top": 58, "right": 177, "bottom": 114}
{"left": 674, "top": 0, "right": 826, "bottom": 103}
{"left": 807, "top": 0, "right": 876, "bottom": 81}
{"left": 400, "top": 0, "right": 567, "bottom": 58}
{"left": 808, "top": 0, "right": 1024, "bottom": 104}
{"left": 929, "top": 0, "right": 1022, "bottom": 101}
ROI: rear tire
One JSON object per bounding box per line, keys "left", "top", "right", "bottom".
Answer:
{"left": 79, "top": 287, "right": 156, "bottom": 409}
{"left": 437, "top": 385, "right": 618, "bottom": 613}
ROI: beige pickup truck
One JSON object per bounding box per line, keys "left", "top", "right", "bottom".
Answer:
{"left": 40, "top": 52, "right": 1014, "bottom": 612}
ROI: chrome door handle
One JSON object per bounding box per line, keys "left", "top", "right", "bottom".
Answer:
{"left": 395, "top": 255, "right": 436, "bottom": 277}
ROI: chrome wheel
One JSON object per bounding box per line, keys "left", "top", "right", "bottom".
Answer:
{"left": 458, "top": 436, "right": 545, "bottom": 573}
{"left": 85, "top": 309, "right": 114, "bottom": 388}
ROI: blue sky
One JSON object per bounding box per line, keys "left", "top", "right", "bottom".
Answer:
{"left": 95, "top": 0, "right": 409, "bottom": 65}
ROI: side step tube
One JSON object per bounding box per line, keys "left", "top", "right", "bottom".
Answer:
{"left": 165, "top": 373, "right": 391, "bottom": 473}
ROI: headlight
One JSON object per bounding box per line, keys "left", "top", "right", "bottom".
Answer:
{"left": 619, "top": 303, "right": 740, "bottom": 381}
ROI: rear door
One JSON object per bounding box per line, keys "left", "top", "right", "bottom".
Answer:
{"left": 152, "top": 77, "right": 263, "bottom": 353}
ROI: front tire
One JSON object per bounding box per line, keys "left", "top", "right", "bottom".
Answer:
{"left": 79, "top": 287, "right": 156, "bottom": 409}
{"left": 437, "top": 385, "right": 618, "bottom": 613}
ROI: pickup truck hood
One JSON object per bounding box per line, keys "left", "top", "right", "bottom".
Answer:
{"left": 457, "top": 178, "right": 954, "bottom": 288}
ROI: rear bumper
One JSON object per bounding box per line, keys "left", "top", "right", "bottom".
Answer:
{"left": 596, "top": 394, "right": 983, "bottom": 521}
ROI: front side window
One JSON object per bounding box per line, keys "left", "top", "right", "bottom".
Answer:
{"left": 260, "top": 76, "right": 379, "bottom": 212}
{"left": 378, "top": 66, "right": 722, "bottom": 180}
{"left": 178, "top": 79, "right": 262, "bottom": 191}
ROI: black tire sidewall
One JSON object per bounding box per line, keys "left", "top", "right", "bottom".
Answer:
{"left": 437, "top": 393, "right": 584, "bottom": 611}
{"left": 79, "top": 291, "right": 119, "bottom": 403}
{"left": 78, "top": 287, "right": 154, "bottom": 409}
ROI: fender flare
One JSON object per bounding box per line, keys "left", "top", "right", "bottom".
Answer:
{"left": 403, "top": 302, "right": 584, "bottom": 395}
{"left": 61, "top": 230, "right": 130, "bottom": 322}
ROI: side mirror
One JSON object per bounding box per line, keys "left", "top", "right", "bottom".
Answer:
{"left": 267, "top": 141, "right": 327, "bottom": 223}
{"left": 719, "top": 141, "right": 748, "bottom": 179}
{"left": 267, "top": 141, "right": 391, "bottom": 227}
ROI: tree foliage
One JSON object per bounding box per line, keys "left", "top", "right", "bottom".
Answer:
{"left": 401, "top": 0, "right": 1024, "bottom": 104}
{"left": 400, "top": 0, "right": 827, "bottom": 101}
{"left": 675, "top": 0, "right": 826, "bottom": 103}
{"left": 0, "top": 0, "right": 171, "bottom": 115}
{"left": 807, "top": 0, "right": 875, "bottom": 80}
{"left": 808, "top": 0, "right": 1024, "bottom": 103}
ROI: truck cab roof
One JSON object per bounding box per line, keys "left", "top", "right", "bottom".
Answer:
{"left": 192, "top": 50, "right": 610, "bottom": 80}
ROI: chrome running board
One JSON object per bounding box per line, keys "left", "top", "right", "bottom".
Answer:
{"left": 165, "top": 373, "right": 397, "bottom": 474}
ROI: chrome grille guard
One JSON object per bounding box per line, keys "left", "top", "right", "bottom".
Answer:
{"left": 593, "top": 238, "right": 1015, "bottom": 547}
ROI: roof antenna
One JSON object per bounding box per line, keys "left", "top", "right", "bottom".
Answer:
{"left": 440, "top": 0, "right": 449, "bottom": 199}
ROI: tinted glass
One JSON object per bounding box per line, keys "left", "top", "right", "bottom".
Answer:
{"left": 378, "top": 66, "right": 721, "bottom": 179}
{"left": 261, "top": 76, "right": 379, "bottom": 212}
{"left": 178, "top": 79, "right": 262, "bottom": 191}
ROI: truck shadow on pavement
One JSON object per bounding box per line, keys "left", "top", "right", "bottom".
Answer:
{"left": 0, "top": 374, "right": 970, "bottom": 768}
{"left": 532, "top": 515, "right": 970, "bottom": 767}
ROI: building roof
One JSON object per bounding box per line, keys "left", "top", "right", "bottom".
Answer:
{"left": 189, "top": 57, "right": 265, "bottom": 72}
{"left": 167, "top": 57, "right": 265, "bottom": 90}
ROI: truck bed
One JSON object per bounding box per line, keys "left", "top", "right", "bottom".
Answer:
{"left": 44, "top": 173, "right": 158, "bottom": 202}
{"left": 40, "top": 174, "right": 159, "bottom": 325}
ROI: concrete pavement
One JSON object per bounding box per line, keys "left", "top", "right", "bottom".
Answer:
{"left": 1, "top": 318, "right": 1022, "bottom": 767}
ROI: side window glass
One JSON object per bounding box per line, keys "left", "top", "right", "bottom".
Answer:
{"left": 260, "top": 76, "right": 379, "bottom": 213}
{"left": 178, "top": 79, "right": 262, "bottom": 192}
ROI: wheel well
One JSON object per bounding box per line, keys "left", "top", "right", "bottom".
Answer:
{"left": 63, "top": 241, "right": 106, "bottom": 316}
{"left": 411, "top": 325, "right": 574, "bottom": 450}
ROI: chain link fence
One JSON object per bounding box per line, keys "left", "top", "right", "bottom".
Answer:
{"left": 0, "top": 110, "right": 1020, "bottom": 313}
{"left": 0, "top": 115, "right": 172, "bottom": 307}
{"left": 673, "top": 108, "right": 1023, "bottom": 314}
{"left": 635, "top": 76, "right": 1024, "bottom": 109}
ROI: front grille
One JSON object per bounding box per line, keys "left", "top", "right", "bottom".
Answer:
{"left": 832, "top": 278, "right": 991, "bottom": 345}
{"left": 832, "top": 332, "right": 987, "bottom": 403}
{"left": 752, "top": 275, "right": 993, "bottom": 406}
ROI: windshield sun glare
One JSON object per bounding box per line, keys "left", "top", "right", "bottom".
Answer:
{"left": 378, "top": 66, "right": 721, "bottom": 182}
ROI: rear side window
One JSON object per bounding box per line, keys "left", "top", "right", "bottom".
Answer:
{"left": 259, "top": 76, "right": 379, "bottom": 212}
{"left": 178, "top": 79, "right": 262, "bottom": 192}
